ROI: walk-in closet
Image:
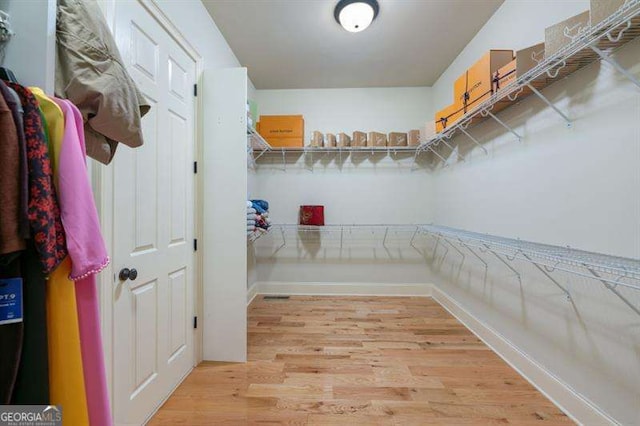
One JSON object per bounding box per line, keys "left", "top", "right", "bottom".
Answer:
{"left": 0, "top": 0, "right": 638, "bottom": 425}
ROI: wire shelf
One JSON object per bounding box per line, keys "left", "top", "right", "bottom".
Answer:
{"left": 247, "top": 125, "right": 271, "bottom": 168}
{"left": 421, "top": 0, "right": 640, "bottom": 162}
{"left": 422, "top": 224, "right": 639, "bottom": 281}
{"left": 421, "top": 224, "right": 640, "bottom": 315}
{"left": 259, "top": 146, "right": 421, "bottom": 155}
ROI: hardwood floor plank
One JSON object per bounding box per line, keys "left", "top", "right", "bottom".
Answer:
{"left": 151, "top": 296, "right": 573, "bottom": 425}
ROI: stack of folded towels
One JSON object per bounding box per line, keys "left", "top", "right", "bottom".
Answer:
{"left": 247, "top": 199, "right": 271, "bottom": 238}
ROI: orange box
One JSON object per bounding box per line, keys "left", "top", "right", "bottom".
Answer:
{"left": 545, "top": 11, "right": 589, "bottom": 58}
{"left": 268, "top": 137, "right": 304, "bottom": 148}
{"left": 493, "top": 60, "right": 516, "bottom": 92}
{"left": 367, "top": 132, "right": 387, "bottom": 147}
{"left": 464, "top": 50, "right": 513, "bottom": 111}
{"left": 435, "top": 103, "right": 465, "bottom": 133}
{"left": 352, "top": 131, "right": 367, "bottom": 147}
{"left": 258, "top": 115, "right": 304, "bottom": 139}
{"left": 453, "top": 73, "right": 468, "bottom": 110}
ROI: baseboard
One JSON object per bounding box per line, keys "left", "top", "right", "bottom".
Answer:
{"left": 431, "top": 286, "right": 615, "bottom": 426}
{"left": 247, "top": 282, "right": 259, "bottom": 305}
{"left": 253, "top": 281, "right": 433, "bottom": 297}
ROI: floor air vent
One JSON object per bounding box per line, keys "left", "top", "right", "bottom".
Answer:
{"left": 263, "top": 295, "right": 290, "bottom": 300}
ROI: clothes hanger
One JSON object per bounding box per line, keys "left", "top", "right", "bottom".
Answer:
{"left": 0, "top": 9, "right": 17, "bottom": 82}
{"left": 0, "top": 67, "right": 17, "bottom": 83}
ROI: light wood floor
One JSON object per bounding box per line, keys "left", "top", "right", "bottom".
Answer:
{"left": 150, "top": 296, "right": 573, "bottom": 425}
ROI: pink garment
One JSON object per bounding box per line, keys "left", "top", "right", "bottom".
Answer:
{"left": 53, "top": 98, "right": 109, "bottom": 281}
{"left": 54, "top": 98, "right": 112, "bottom": 426}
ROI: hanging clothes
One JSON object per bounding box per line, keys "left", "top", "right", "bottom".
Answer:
{"left": 0, "top": 252, "right": 23, "bottom": 404}
{"left": 0, "top": 84, "right": 30, "bottom": 404}
{"left": 0, "top": 82, "right": 24, "bottom": 254}
{"left": 11, "top": 241, "right": 49, "bottom": 405}
{"left": 54, "top": 97, "right": 111, "bottom": 426}
{"left": 5, "top": 82, "right": 67, "bottom": 274}
{"left": 46, "top": 258, "right": 90, "bottom": 426}
{"left": 56, "top": 0, "right": 150, "bottom": 164}
{"left": 32, "top": 89, "right": 91, "bottom": 426}
{"left": 30, "top": 87, "right": 64, "bottom": 185}
{"left": 0, "top": 81, "right": 28, "bottom": 239}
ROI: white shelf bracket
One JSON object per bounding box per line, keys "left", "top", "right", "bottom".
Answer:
{"left": 590, "top": 45, "right": 640, "bottom": 90}
{"left": 521, "top": 253, "right": 572, "bottom": 300}
{"left": 459, "top": 127, "right": 488, "bottom": 155}
{"left": 438, "top": 137, "right": 465, "bottom": 162}
{"left": 281, "top": 149, "right": 287, "bottom": 172}
{"left": 458, "top": 239, "right": 488, "bottom": 269}
{"left": 483, "top": 244, "right": 522, "bottom": 282}
{"left": 425, "top": 143, "right": 449, "bottom": 165}
{"left": 526, "top": 84, "right": 572, "bottom": 128}
{"left": 485, "top": 110, "right": 522, "bottom": 141}
{"left": 584, "top": 265, "right": 640, "bottom": 316}
{"left": 444, "top": 238, "right": 466, "bottom": 266}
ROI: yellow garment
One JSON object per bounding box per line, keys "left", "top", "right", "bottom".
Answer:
{"left": 47, "top": 258, "right": 90, "bottom": 426}
{"left": 36, "top": 90, "right": 89, "bottom": 425}
{"left": 30, "top": 87, "right": 64, "bottom": 181}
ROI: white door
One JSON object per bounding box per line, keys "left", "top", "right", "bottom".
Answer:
{"left": 111, "top": 2, "right": 197, "bottom": 424}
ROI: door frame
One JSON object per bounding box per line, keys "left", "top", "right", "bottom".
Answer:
{"left": 92, "top": 0, "right": 204, "bottom": 416}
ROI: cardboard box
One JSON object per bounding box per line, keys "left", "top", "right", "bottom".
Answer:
{"left": 310, "top": 131, "right": 324, "bottom": 147}
{"left": 590, "top": 0, "right": 624, "bottom": 27}
{"left": 464, "top": 50, "right": 514, "bottom": 110}
{"left": 545, "top": 11, "right": 590, "bottom": 58}
{"left": 388, "top": 132, "right": 408, "bottom": 147}
{"left": 493, "top": 60, "right": 516, "bottom": 92}
{"left": 454, "top": 73, "right": 468, "bottom": 110}
{"left": 493, "top": 43, "right": 544, "bottom": 92}
{"left": 435, "top": 103, "right": 465, "bottom": 133}
{"left": 408, "top": 129, "right": 421, "bottom": 147}
{"left": 268, "top": 137, "right": 304, "bottom": 148}
{"left": 367, "top": 132, "right": 387, "bottom": 147}
{"left": 352, "top": 131, "right": 367, "bottom": 147}
{"left": 325, "top": 133, "right": 337, "bottom": 148}
{"left": 337, "top": 133, "right": 351, "bottom": 148}
{"left": 258, "top": 115, "right": 304, "bottom": 139}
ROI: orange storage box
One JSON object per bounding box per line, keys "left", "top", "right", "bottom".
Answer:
{"left": 258, "top": 115, "right": 304, "bottom": 147}
{"left": 435, "top": 103, "right": 465, "bottom": 133}
{"left": 463, "top": 50, "right": 513, "bottom": 110}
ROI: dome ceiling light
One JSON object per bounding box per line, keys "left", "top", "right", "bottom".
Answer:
{"left": 334, "top": 0, "right": 380, "bottom": 33}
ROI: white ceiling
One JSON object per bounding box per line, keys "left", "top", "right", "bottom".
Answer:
{"left": 202, "top": 0, "right": 504, "bottom": 90}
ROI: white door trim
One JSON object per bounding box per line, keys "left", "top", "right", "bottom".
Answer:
{"left": 94, "top": 0, "right": 203, "bottom": 418}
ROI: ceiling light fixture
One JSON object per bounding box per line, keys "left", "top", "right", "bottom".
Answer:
{"left": 334, "top": 0, "right": 379, "bottom": 33}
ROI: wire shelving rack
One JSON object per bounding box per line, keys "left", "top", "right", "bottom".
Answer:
{"left": 418, "top": 0, "right": 640, "bottom": 165}
{"left": 421, "top": 224, "right": 640, "bottom": 315}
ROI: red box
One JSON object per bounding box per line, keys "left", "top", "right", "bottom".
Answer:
{"left": 299, "top": 206, "right": 324, "bottom": 226}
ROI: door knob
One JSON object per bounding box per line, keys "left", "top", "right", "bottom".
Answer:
{"left": 119, "top": 268, "right": 138, "bottom": 281}
{"left": 119, "top": 268, "right": 130, "bottom": 281}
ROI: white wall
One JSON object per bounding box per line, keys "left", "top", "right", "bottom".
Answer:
{"left": 253, "top": 87, "right": 435, "bottom": 284}
{"left": 430, "top": 1, "right": 640, "bottom": 423}
{"left": 0, "top": 0, "right": 56, "bottom": 93}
